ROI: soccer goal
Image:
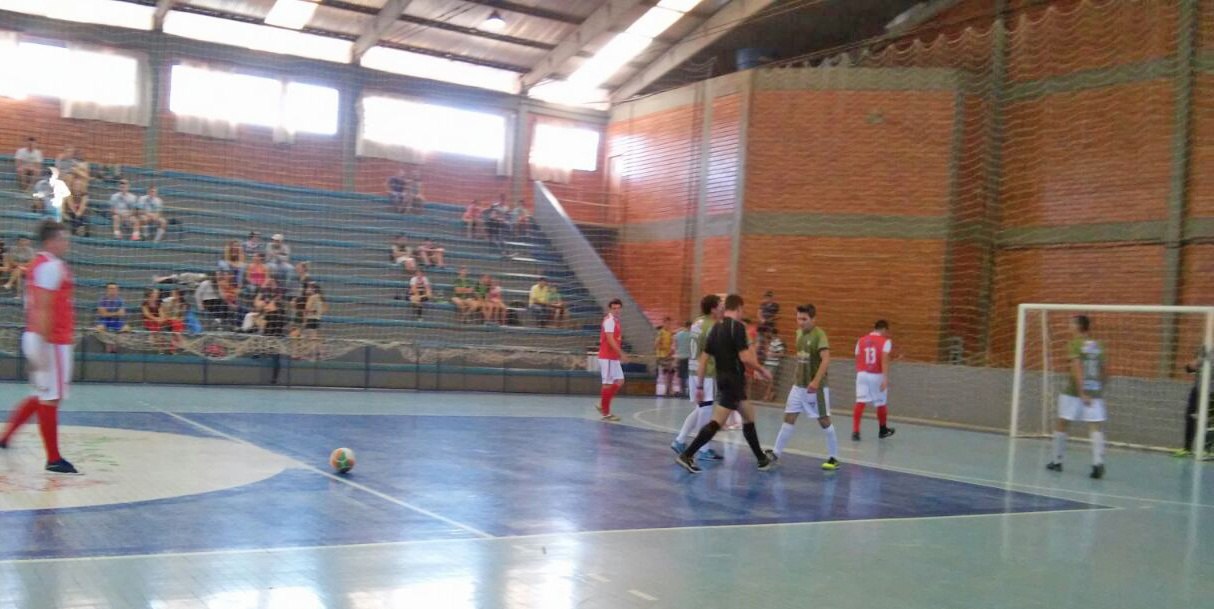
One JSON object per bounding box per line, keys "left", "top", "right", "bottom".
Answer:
{"left": 1010, "top": 304, "right": 1214, "bottom": 459}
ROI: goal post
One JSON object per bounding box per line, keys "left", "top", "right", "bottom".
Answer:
{"left": 1011, "top": 303, "right": 1214, "bottom": 460}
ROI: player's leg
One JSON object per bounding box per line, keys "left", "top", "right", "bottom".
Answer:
{"left": 2, "top": 332, "right": 50, "bottom": 448}
{"left": 38, "top": 344, "right": 74, "bottom": 472}
{"left": 814, "top": 388, "right": 840, "bottom": 470}
{"left": 736, "top": 399, "right": 776, "bottom": 468}
{"left": 1048, "top": 396, "right": 1076, "bottom": 471}
{"left": 772, "top": 386, "right": 804, "bottom": 458}
{"left": 1086, "top": 399, "right": 1107, "bottom": 478}
{"left": 874, "top": 376, "right": 894, "bottom": 438}
{"left": 853, "top": 372, "right": 869, "bottom": 440}
{"left": 598, "top": 359, "right": 622, "bottom": 421}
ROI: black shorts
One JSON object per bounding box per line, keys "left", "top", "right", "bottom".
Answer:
{"left": 305, "top": 319, "right": 320, "bottom": 330}
{"left": 715, "top": 377, "right": 746, "bottom": 410}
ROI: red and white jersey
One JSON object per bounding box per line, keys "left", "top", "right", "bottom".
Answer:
{"left": 598, "top": 314, "right": 622, "bottom": 360}
{"left": 25, "top": 252, "right": 75, "bottom": 345}
{"left": 855, "top": 332, "right": 892, "bottom": 374}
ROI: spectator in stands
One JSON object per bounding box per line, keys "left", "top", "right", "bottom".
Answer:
{"left": 137, "top": 185, "right": 168, "bottom": 242}
{"left": 655, "top": 317, "right": 677, "bottom": 397}
{"left": 417, "top": 238, "right": 445, "bottom": 268}
{"left": 674, "top": 320, "right": 692, "bottom": 397}
{"left": 463, "top": 200, "right": 482, "bottom": 239}
{"left": 266, "top": 234, "right": 293, "bottom": 283}
{"left": 54, "top": 146, "right": 75, "bottom": 175}
{"left": 65, "top": 150, "right": 90, "bottom": 219}
{"left": 479, "top": 275, "right": 506, "bottom": 325}
{"left": 528, "top": 277, "right": 553, "bottom": 327}
{"left": 141, "top": 288, "right": 167, "bottom": 351}
{"left": 387, "top": 168, "right": 409, "bottom": 214}
{"left": 758, "top": 290, "right": 780, "bottom": 334}
{"left": 217, "top": 270, "right": 239, "bottom": 327}
{"left": 95, "top": 283, "right": 129, "bottom": 353}
{"left": 546, "top": 281, "right": 567, "bottom": 327}
{"left": 162, "top": 288, "right": 187, "bottom": 353}
{"left": 246, "top": 253, "right": 269, "bottom": 289}
{"left": 97, "top": 153, "right": 123, "bottom": 184}
{"left": 30, "top": 170, "right": 53, "bottom": 214}
{"left": 241, "top": 288, "right": 271, "bottom": 333}
{"left": 15, "top": 137, "right": 42, "bottom": 191}
{"left": 408, "top": 268, "right": 432, "bottom": 320}
{"left": 484, "top": 198, "right": 508, "bottom": 251}
{"left": 291, "top": 261, "right": 312, "bottom": 296}
{"left": 2, "top": 237, "right": 34, "bottom": 294}
{"left": 761, "top": 328, "right": 786, "bottom": 401}
{"left": 194, "top": 273, "right": 225, "bottom": 328}
{"left": 219, "top": 240, "right": 245, "bottom": 283}
{"left": 110, "top": 179, "right": 139, "bottom": 240}
{"left": 183, "top": 300, "right": 204, "bottom": 336}
{"left": 391, "top": 235, "right": 418, "bottom": 273}
{"left": 406, "top": 170, "right": 424, "bottom": 214}
{"left": 511, "top": 200, "right": 536, "bottom": 238}
{"left": 262, "top": 292, "right": 287, "bottom": 337}
{"left": 303, "top": 283, "right": 327, "bottom": 359}
{"left": 451, "top": 266, "right": 478, "bottom": 322}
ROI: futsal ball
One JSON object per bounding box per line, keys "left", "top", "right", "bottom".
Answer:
{"left": 329, "top": 447, "right": 356, "bottom": 474}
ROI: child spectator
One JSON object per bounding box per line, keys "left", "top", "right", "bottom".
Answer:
{"left": 137, "top": 185, "right": 168, "bottom": 242}
{"left": 387, "top": 168, "right": 409, "bottom": 213}
{"left": 451, "top": 266, "right": 478, "bottom": 322}
{"left": 417, "top": 239, "right": 445, "bottom": 268}
{"left": 95, "top": 283, "right": 128, "bottom": 353}
{"left": 463, "top": 200, "right": 481, "bottom": 239}
{"left": 266, "top": 234, "right": 293, "bottom": 284}
{"left": 141, "top": 288, "right": 167, "bottom": 351}
{"left": 15, "top": 137, "right": 42, "bottom": 191}
{"left": 408, "top": 269, "right": 432, "bottom": 320}
{"left": 245, "top": 253, "right": 269, "bottom": 288}
{"left": 391, "top": 235, "right": 418, "bottom": 272}
{"left": 219, "top": 240, "right": 245, "bottom": 283}
{"left": 110, "top": 180, "right": 139, "bottom": 240}
{"left": 2, "top": 237, "right": 34, "bottom": 294}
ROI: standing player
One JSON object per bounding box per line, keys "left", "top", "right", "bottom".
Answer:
{"left": 852, "top": 320, "right": 895, "bottom": 441}
{"left": 654, "top": 317, "right": 676, "bottom": 397}
{"left": 671, "top": 294, "right": 724, "bottom": 461}
{"left": 676, "top": 294, "right": 775, "bottom": 473}
{"left": 772, "top": 304, "right": 841, "bottom": 470}
{"left": 0, "top": 221, "right": 78, "bottom": 473}
{"left": 597, "top": 298, "right": 626, "bottom": 422}
{"left": 1047, "top": 315, "right": 1107, "bottom": 479}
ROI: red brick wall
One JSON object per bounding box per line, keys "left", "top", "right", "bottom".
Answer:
{"left": 706, "top": 94, "right": 742, "bottom": 217}
{"left": 0, "top": 97, "right": 144, "bottom": 167}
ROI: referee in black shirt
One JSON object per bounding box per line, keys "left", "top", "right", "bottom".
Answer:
{"left": 677, "top": 294, "right": 777, "bottom": 473}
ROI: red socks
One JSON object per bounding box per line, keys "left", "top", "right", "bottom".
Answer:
{"left": 38, "top": 404, "right": 60, "bottom": 463}
{"left": 600, "top": 384, "right": 619, "bottom": 415}
{"left": 1, "top": 396, "right": 39, "bottom": 445}
{"left": 852, "top": 403, "right": 865, "bottom": 434}
{"left": 877, "top": 406, "right": 889, "bottom": 428}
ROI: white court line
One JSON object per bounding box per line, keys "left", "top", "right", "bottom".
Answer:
{"left": 630, "top": 406, "right": 1214, "bottom": 509}
{"left": 628, "top": 590, "right": 658, "bottom": 602}
{"left": 0, "top": 504, "right": 1116, "bottom": 565}
{"left": 161, "top": 411, "right": 494, "bottom": 540}
{"left": 585, "top": 573, "right": 611, "bottom": 583}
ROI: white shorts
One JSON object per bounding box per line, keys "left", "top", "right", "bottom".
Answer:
{"left": 690, "top": 377, "right": 716, "bottom": 404}
{"left": 599, "top": 358, "right": 624, "bottom": 384}
{"left": 785, "top": 385, "right": 831, "bottom": 418}
{"left": 1057, "top": 395, "right": 1107, "bottom": 423}
{"left": 23, "top": 332, "right": 72, "bottom": 402}
{"left": 855, "top": 371, "right": 888, "bottom": 406}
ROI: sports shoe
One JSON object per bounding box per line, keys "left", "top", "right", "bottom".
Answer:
{"left": 1046, "top": 462, "right": 1063, "bottom": 472}
{"left": 697, "top": 448, "right": 724, "bottom": 461}
{"left": 879, "top": 427, "right": 896, "bottom": 439}
{"left": 758, "top": 449, "right": 779, "bottom": 471}
{"left": 675, "top": 454, "right": 702, "bottom": 474}
{"left": 1172, "top": 449, "right": 1193, "bottom": 458}
{"left": 851, "top": 431, "right": 861, "bottom": 442}
{"left": 821, "top": 457, "right": 840, "bottom": 471}
{"left": 601, "top": 414, "right": 621, "bottom": 422}
{"left": 671, "top": 440, "right": 687, "bottom": 455}
{"left": 45, "top": 459, "right": 78, "bottom": 474}
{"left": 1090, "top": 464, "right": 1105, "bottom": 479}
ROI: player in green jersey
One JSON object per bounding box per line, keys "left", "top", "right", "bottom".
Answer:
{"left": 771, "top": 304, "right": 841, "bottom": 470}
{"left": 1047, "top": 315, "right": 1107, "bottom": 479}
{"left": 671, "top": 294, "right": 725, "bottom": 460}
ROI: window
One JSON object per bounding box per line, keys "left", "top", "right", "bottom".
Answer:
{"left": 360, "top": 46, "right": 520, "bottom": 95}
{"left": 362, "top": 96, "right": 506, "bottom": 161}
{"left": 531, "top": 124, "right": 600, "bottom": 172}
{"left": 0, "top": 41, "right": 138, "bottom": 105}
{"left": 169, "top": 65, "right": 339, "bottom": 135}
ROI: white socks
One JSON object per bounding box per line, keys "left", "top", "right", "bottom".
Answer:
{"left": 1091, "top": 431, "right": 1105, "bottom": 466}
{"left": 676, "top": 408, "right": 699, "bottom": 443}
{"left": 824, "top": 424, "right": 838, "bottom": 459}
{"left": 1052, "top": 431, "right": 1067, "bottom": 462}
{"left": 774, "top": 423, "right": 795, "bottom": 456}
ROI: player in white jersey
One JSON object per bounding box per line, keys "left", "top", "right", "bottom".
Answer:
{"left": 671, "top": 294, "right": 725, "bottom": 460}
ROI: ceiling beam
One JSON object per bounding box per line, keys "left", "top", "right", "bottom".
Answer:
{"left": 320, "top": 1, "right": 555, "bottom": 50}
{"left": 458, "top": 0, "right": 583, "bottom": 25}
{"left": 611, "top": 0, "right": 778, "bottom": 102}
{"left": 352, "top": 0, "right": 416, "bottom": 61}
{"left": 152, "top": 0, "right": 176, "bottom": 31}
{"left": 521, "top": 0, "right": 647, "bottom": 90}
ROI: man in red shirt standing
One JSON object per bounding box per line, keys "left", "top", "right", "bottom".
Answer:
{"left": 597, "top": 299, "right": 626, "bottom": 422}
{"left": 0, "top": 221, "right": 78, "bottom": 473}
{"left": 852, "top": 319, "right": 895, "bottom": 442}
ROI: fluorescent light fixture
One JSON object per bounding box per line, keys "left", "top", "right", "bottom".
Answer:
{"left": 0, "top": 0, "right": 154, "bottom": 30}
{"left": 656, "top": 0, "right": 704, "bottom": 12}
{"left": 264, "top": 0, "right": 319, "bottom": 30}
{"left": 527, "top": 81, "right": 609, "bottom": 108}
{"left": 164, "top": 11, "right": 351, "bottom": 63}
{"left": 482, "top": 10, "right": 506, "bottom": 32}
{"left": 625, "top": 7, "right": 684, "bottom": 39}
{"left": 361, "top": 46, "right": 521, "bottom": 94}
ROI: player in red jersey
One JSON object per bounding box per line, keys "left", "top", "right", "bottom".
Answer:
{"left": 0, "top": 221, "right": 78, "bottom": 473}
{"left": 852, "top": 319, "right": 894, "bottom": 441}
{"left": 597, "top": 299, "right": 626, "bottom": 422}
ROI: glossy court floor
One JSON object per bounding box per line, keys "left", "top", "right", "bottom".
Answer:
{"left": 0, "top": 383, "right": 1211, "bottom": 609}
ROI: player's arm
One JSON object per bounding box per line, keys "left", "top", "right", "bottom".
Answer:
{"left": 739, "top": 345, "right": 770, "bottom": 380}
{"left": 694, "top": 350, "right": 709, "bottom": 397}
{"left": 603, "top": 321, "right": 627, "bottom": 363}
{"left": 808, "top": 348, "right": 830, "bottom": 391}
{"left": 881, "top": 348, "right": 891, "bottom": 391}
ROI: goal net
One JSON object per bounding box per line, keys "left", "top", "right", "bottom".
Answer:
{"left": 1011, "top": 304, "right": 1214, "bottom": 458}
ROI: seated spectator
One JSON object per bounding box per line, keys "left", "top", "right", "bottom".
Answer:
{"left": 266, "top": 234, "right": 293, "bottom": 283}
{"left": 302, "top": 284, "right": 327, "bottom": 358}
{"left": 450, "top": 266, "right": 478, "bottom": 322}
{"left": 463, "top": 200, "right": 482, "bottom": 239}
{"left": 511, "top": 200, "right": 536, "bottom": 238}
{"left": 241, "top": 288, "right": 272, "bottom": 333}
{"left": 217, "top": 269, "right": 240, "bottom": 321}
{"left": 162, "top": 288, "right": 187, "bottom": 352}
{"left": 417, "top": 239, "right": 445, "bottom": 268}
{"left": 15, "top": 137, "right": 42, "bottom": 191}
{"left": 387, "top": 168, "right": 409, "bottom": 214}
{"left": 408, "top": 268, "right": 432, "bottom": 319}
{"left": 95, "top": 283, "right": 129, "bottom": 352}
{"left": 96, "top": 153, "right": 123, "bottom": 184}
{"left": 219, "top": 239, "right": 245, "bottom": 282}
{"left": 63, "top": 177, "right": 90, "bottom": 237}
{"left": 405, "top": 171, "right": 424, "bottom": 214}
{"left": 183, "top": 300, "right": 204, "bottom": 336}
{"left": 546, "top": 281, "right": 567, "bottom": 327}
{"left": 2, "top": 237, "right": 34, "bottom": 294}
{"left": 141, "top": 288, "right": 167, "bottom": 350}
{"left": 110, "top": 179, "right": 139, "bottom": 240}
{"left": 262, "top": 292, "right": 288, "bottom": 338}
{"left": 528, "top": 277, "right": 552, "bottom": 327}
{"left": 291, "top": 261, "right": 312, "bottom": 296}
{"left": 194, "top": 273, "right": 226, "bottom": 326}
{"left": 478, "top": 274, "right": 505, "bottom": 325}
{"left": 391, "top": 235, "right": 418, "bottom": 272}
{"left": 246, "top": 253, "right": 269, "bottom": 288}
{"left": 65, "top": 150, "right": 90, "bottom": 220}
{"left": 243, "top": 231, "right": 262, "bottom": 261}
{"left": 137, "top": 185, "right": 168, "bottom": 242}
{"left": 483, "top": 198, "right": 508, "bottom": 250}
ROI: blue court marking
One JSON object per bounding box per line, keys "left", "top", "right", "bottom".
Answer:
{"left": 0, "top": 412, "right": 1104, "bottom": 560}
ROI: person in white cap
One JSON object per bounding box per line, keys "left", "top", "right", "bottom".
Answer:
{"left": 266, "top": 234, "right": 293, "bottom": 284}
